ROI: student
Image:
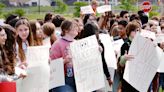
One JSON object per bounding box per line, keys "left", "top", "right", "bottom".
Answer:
{"left": 0, "top": 26, "right": 25, "bottom": 82}
{"left": 50, "top": 20, "right": 79, "bottom": 92}
{"left": 74, "top": 18, "right": 84, "bottom": 39}
{"left": 91, "top": 0, "right": 98, "bottom": 15}
{"left": 120, "top": 11, "right": 129, "bottom": 22}
{"left": 80, "top": 21, "right": 113, "bottom": 88}
{"left": 30, "top": 20, "right": 43, "bottom": 46}
{"left": 15, "top": 19, "right": 34, "bottom": 68}
{"left": 44, "top": 12, "right": 54, "bottom": 23}
{"left": 42, "top": 22, "right": 56, "bottom": 46}
{"left": 52, "top": 15, "right": 65, "bottom": 39}
{"left": 118, "top": 22, "right": 140, "bottom": 92}
{"left": 118, "top": 20, "right": 128, "bottom": 42}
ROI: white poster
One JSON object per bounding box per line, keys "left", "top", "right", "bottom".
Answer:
{"left": 26, "top": 46, "right": 50, "bottom": 67}
{"left": 16, "top": 46, "right": 50, "bottom": 92}
{"left": 49, "top": 58, "right": 65, "bottom": 90}
{"left": 99, "top": 34, "right": 117, "bottom": 69}
{"left": 140, "top": 30, "right": 156, "bottom": 40}
{"left": 123, "top": 33, "right": 162, "bottom": 92}
{"left": 112, "top": 39, "right": 124, "bottom": 58}
{"left": 97, "top": 5, "right": 111, "bottom": 13}
{"left": 80, "top": 5, "right": 94, "bottom": 14}
{"left": 16, "top": 65, "right": 50, "bottom": 92}
{"left": 70, "top": 35, "right": 105, "bottom": 92}
{"left": 155, "top": 34, "right": 164, "bottom": 43}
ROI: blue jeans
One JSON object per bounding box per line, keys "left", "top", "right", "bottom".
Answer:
{"left": 159, "top": 73, "right": 164, "bottom": 90}
{"left": 49, "top": 76, "right": 76, "bottom": 92}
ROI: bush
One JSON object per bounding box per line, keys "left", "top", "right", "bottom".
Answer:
{"left": 0, "top": 3, "right": 5, "bottom": 15}
{"left": 3, "top": 8, "right": 25, "bottom": 19}
{"left": 118, "top": 0, "right": 138, "bottom": 12}
{"left": 149, "top": 5, "right": 160, "bottom": 18}
{"left": 73, "top": 1, "right": 88, "bottom": 17}
{"left": 149, "top": 11, "right": 160, "bottom": 18}
{"left": 54, "top": 0, "right": 68, "bottom": 14}
{"left": 14, "top": 8, "right": 26, "bottom": 17}
{"left": 3, "top": 12, "right": 13, "bottom": 19}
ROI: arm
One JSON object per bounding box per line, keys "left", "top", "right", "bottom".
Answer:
{"left": 99, "top": 42, "right": 113, "bottom": 86}
{"left": 50, "top": 41, "right": 62, "bottom": 60}
{"left": 0, "top": 74, "right": 14, "bottom": 82}
{"left": 119, "top": 43, "right": 130, "bottom": 67}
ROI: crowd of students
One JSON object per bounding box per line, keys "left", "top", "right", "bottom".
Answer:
{"left": 0, "top": 0, "right": 164, "bottom": 92}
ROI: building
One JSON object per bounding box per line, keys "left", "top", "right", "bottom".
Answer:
{"left": 25, "top": 0, "right": 51, "bottom": 6}
{"left": 9, "top": 0, "right": 52, "bottom": 6}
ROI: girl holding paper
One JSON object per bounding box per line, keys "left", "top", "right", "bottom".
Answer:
{"left": 15, "top": 19, "right": 34, "bottom": 69}
{"left": 79, "top": 21, "right": 113, "bottom": 90}
{"left": 50, "top": 20, "right": 79, "bottom": 92}
{"left": 0, "top": 26, "right": 26, "bottom": 82}
{"left": 118, "top": 21, "right": 140, "bottom": 92}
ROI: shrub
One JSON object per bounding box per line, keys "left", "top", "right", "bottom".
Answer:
{"left": 54, "top": 0, "right": 68, "bottom": 14}
{"left": 73, "top": 1, "right": 88, "bottom": 17}
{"left": 14, "top": 8, "right": 26, "bottom": 17}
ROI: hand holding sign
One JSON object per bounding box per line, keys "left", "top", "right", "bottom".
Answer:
{"left": 80, "top": 5, "right": 94, "bottom": 14}
{"left": 96, "top": 5, "right": 111, "bottom": 13}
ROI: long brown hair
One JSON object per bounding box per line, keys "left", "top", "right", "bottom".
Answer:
{"left": 15, "top": 19, "right": 34, "bottom": 62}
{"left": 99, "top": 11, "right": 114, "bottom": 30}
{"left": 30, "top": 20, "right": 43, "bottom": 46}
{"left": 0, "top": 26, "right": 15, "bottom": 75}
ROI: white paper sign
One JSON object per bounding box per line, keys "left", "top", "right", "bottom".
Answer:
{"left": 80, "top": 5, "right": 94, "bottom": 14}
{"left": 43, "top": 37, "right": 51, "bottom": 47}
{"left": 26, "top": 46, "right": 50, "bottom": 67}
{"left": 140, "top": 30, "right": 156, "bottom": 40}
{"left": 16, "top": 65, "right": 50, "bottom": 92}
{"left": 155, "top": 34, "right": 164, "bottom": 43}
{"left": 112, "top": 39, "right": 124, "bottom": 57}
{"left": 15, "top": 67, "right": 27, "bottom": 76}
{"left": 123, "top": 33, "right": 162, "bottom": 92}
{"left": 49, "top": 58, "right": 65, "bottom": 90}
{"left": 99, "top": 34, "right": 117, "bottom": 69}
{"left": 97, "top": 5, "right": 111, "bottom": 13}
{"left": 70, "top": 35, "right": 105, "bottom": 92}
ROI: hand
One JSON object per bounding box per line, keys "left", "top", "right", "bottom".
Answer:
{"left": 19, "top": 62, "right": 28, "bottom": 69}
{"left": 64, "top": 55, "right": 72, "bottom": 64}
{"left": 107, "top": 78, "right": 113, "bottom": 86}
{"left": 124, "top": 50, "right": 134, "bottom": 61}
{"left": 18, "top": 73, "right": 27, "bottom": 79}
{"left": 99, "top": 46, "right": 103, "bottom": 53}
{"left": 160, "top": 42, "right": 164, "bottom": 50}
{"left": 6, "top": 77, "right": 13, "bottom": 82}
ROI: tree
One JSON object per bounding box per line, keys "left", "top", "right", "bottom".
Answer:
{"left": 149, "top": 5, "right": 160, "bottom": 18}
{"left": 54, "top": 0, "right": 68, "bottom": 14}
{"left": 73, "top": 1, "right": 88, "bottom": 17}
{"left": 0, "top": 2, "right": 5, "bottom": 14}
{"left": 118, "top": 0, "right": 138, "bottom": 12}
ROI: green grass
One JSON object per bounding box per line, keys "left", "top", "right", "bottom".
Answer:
{"left": 0, "top": 6, "right": 74, "bottom": 20}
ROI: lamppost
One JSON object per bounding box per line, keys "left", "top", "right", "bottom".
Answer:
{"left": 38, "top": 0, "right": 40, "bottom": 13}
